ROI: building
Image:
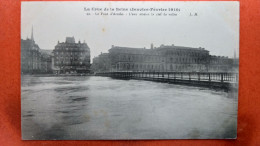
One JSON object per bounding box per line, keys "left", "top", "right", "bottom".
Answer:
{"left": 39, "top": 49, "right": 52, "bottom": 73}
{"left": 92, "top": 44, "right": 238, "bottom": 73}
{"left": 92, "top": 53, "right": 110, "bottom": 72}
{"left": 52, "top": 37, "right": 91, "bottom": 74}
{"left": 108, "top": 45, "right": 160, "bottom": 72}
{"left": 21, "top": 27, "right": 53, "bottom": 74}
{"left": 21, "top": 27, "right": 42, "bottom": 74}
{"left": 155, "top": 44, "right": 210, "bottom": 72}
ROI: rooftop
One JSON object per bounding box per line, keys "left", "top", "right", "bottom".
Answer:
{"left": 110, "top": 44, "right": 208, "bottom": 52}
{"left": 156, "top": 44, "right": 208, "bottom": 51}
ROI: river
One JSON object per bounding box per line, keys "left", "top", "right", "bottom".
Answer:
{"left": 21, "top": 76, "right": 237, "bottom": 140}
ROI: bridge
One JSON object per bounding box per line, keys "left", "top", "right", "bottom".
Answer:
{"left": 95, "top": 71, "right": 238, "bottom": 91}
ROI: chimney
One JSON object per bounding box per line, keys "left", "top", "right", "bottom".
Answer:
{"left": 151, "top": 43, "right": 154, "bottom": 49}
{"left": 65, "top": 37, "right": 75, "bottom": 43}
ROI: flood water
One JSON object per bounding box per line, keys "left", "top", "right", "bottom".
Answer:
{"left": 21, "top": 76, "right": 238, "bottom": 140}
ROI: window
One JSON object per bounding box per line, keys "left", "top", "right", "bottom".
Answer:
{"left": 170, "top": 58, "right": 173, "bottom": 62}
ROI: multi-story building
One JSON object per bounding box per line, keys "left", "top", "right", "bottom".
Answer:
{"left": 21, "top": 28, "right": 42, "bottom": 74}
{"left": 21, "top": 27, "right": 53, "bottom": 74}
{"left": 92, "top": 44, "right": 238, "bottom": 73}
{"left": 208, "top": 56, "right": 231, "bottom": 72}
{"left": 155, "top": 44, "right": 210, "bottom": 72}
{"left": 108, "top": 45, "right": 160, "bottom": 72}
{"left": 52, "top": 37, "right": 91, "bottom": 74}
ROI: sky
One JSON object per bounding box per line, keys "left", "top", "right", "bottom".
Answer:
{"left": 21, "top": 1, "right": 239, "bottom": 62}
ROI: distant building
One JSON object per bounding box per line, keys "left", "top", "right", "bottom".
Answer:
{"left": 208, "top": 56, "right": 231, "bottom": 72}
{"left": 108, "top": 45, "right": 160, "bottom": 72}
{"left": 21, "top": 27, "right": 42, "bottom": 74}
{"left": 155, "top": 44, "right": 209, "bottom": 72}
{"left": 53, "top": 37, "right": 91, "bottom": 74}
{"left": 92, "top": 44, "right": 238, "bottom": 73}
{"left": 39, "top": 49, "right": 52, "bottom": 73}
{"left": 92, "top": 53, "right": 110, "bottom": 72}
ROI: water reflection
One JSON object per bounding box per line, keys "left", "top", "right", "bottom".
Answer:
{"left": 21, "top": 76, "right": 237, "bottom": 140}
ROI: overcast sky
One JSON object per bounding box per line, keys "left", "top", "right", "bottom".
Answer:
{"left": 21, "top": 1, "right": 239, "bottom": 61}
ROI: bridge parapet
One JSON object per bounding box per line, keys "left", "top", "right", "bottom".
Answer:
{"left": 95, "top": 71, "right": 238, "bottom": 90}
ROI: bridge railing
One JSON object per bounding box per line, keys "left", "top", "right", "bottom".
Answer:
{"left": 95, "top": 71, "right": 238, "bottom": 83}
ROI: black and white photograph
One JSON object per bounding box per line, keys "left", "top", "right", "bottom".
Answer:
{"left": 21, "top": 1, "right": 239, "bottom": 140}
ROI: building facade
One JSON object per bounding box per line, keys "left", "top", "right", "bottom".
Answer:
{"left": 53, "top": 37, "right": 91, "bottom": 74}
{"left": 155, "top": 45, "right": 210, "bottom": 72}
{"left": 21, "top": 27, "right": 52, "bottom": 74}
{"left": 21, "top": 38, "right": 41, "bottom": 74}
{"left": 21, "top": 28, "right": 47, "bottom": 74}
{"left": 108, "top": 45, "right": 161, "bottom": 72}
{"left": 92, "top": 44, "right": 238, "bottom": 73}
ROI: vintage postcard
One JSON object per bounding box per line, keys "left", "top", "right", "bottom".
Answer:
{"left": 21, "top": 1, "right": 239, "bottom": 140}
